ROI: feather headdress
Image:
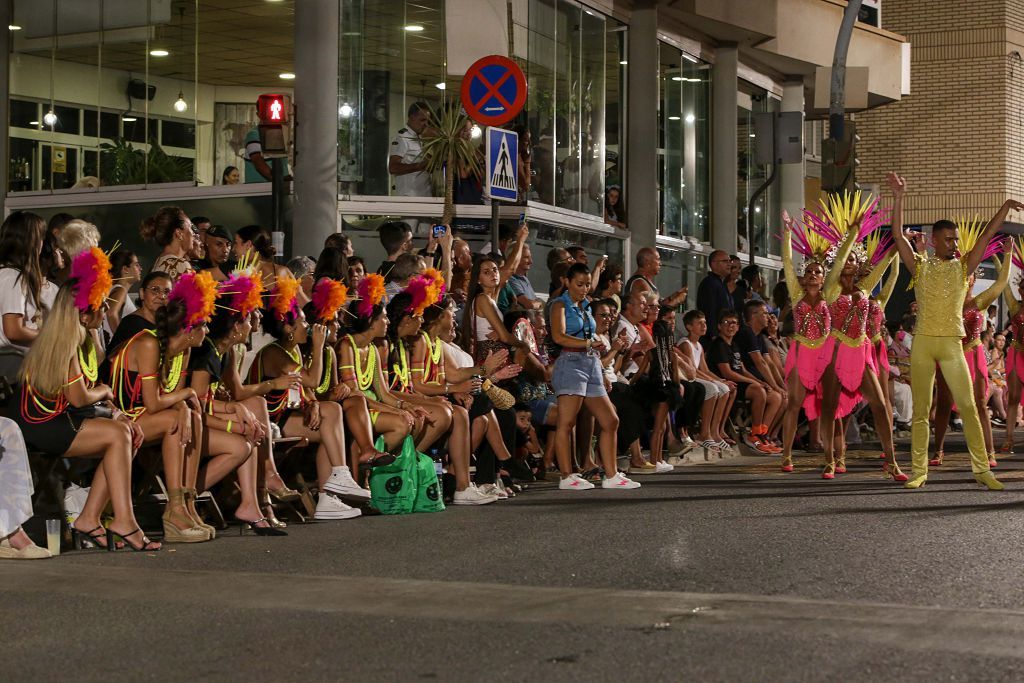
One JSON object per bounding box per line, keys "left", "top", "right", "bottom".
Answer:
{"left": 357, "top": 272, "right": 386, "bottom": 319}
{"left": 311, "top": 277, "right": 348, "bottom": 323}
{"left": 422, "top": 267, "right": 447, "bottom": 301}
{"left": 69, "top": 246, "right": 113, "bottom": 313}
{"left": 169, "top": 270, "right": 218, "bottom": 330}
{"left": 803, "top": 191, "right": 889, "bottom": 267}
{"left": 956, "top": 214, "right": 1006, "bottom": 262}
{"left": 1011, "top": 236, "right": 1024, "bottom": 272}
{"left": 269, "top": 273, "right": 301, "bottom": 323}
{"left": 403, "top": 275, "right": 436, "bottom": 317}
{"left": 864, "top": 230, "right": 895, "bottom": 267}
{"left": 218, "top": 266, "right": 264, "bottom": 320}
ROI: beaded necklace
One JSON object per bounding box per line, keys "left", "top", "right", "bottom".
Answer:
{"left": 348, "top": 334, "right": 376, "bottom": 391}
{"left": 420, "top": 332, "right": 446, "bottom": 385}
{"left": 309, "top": 348, "right": 333, "bottom": 395}
{"left": 391, "top": 340, "right": 410, "bottom": 391}
{"left": 162, "top": 350, "right": 184, "bottom": 393}
{"left": 19, "top": 382, "right": 68, "bottom": 424}
{"left": 78, "top": 340, "right": 98, "bottom": 385}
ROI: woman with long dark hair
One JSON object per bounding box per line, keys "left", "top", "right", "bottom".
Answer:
{"left": 141, "top": 206, "right": 195, "bottom": 282}
{"left": 0, "top": 211, "right": 51, "bottom": 379}
{"left": 104, "top": 249, "right": 142, "bottom": 337}
{"left": 462, "top": 256, "right": 525, "bottom": 363}
{"left": 549, "top": 263, "right": 640, "bottom": 491}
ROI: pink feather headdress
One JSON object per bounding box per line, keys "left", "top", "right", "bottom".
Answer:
{"left": 169, "top": 271, "right": 218, "bottom": 330}
{"left": 70, "top": 247, "right": 113, "bottom": 313}
{"left": 311, "top": 277, "right": 348, "bottom": 323}
{"left": 218, "top": 267, "right": 264, "bottom": 319}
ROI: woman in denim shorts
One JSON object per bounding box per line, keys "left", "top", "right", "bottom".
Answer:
{"left": 549, "top": 263, "right": 640, "bottom": 492}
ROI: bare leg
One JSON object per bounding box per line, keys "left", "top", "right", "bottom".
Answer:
{"left": 582, "top": 394, "right": 620, "bottom": 475}
{"left": 781, "top": 370, "right": 808, "bottom": 465}
{"left": 448, "top": 405, "right": 473, "bottom": 491}
{"left": 414, "top": 402, "right": 452, "bottom": 452}
{"left": 554, "top": 395, "right": 585, "bottom": 478}
{"left": 650, "top": 403, "right": 669, "bottom": 464}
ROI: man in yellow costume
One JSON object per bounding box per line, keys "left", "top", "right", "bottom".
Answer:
{"left": 888, "top": 171, "right": 1023, "bottom": 489}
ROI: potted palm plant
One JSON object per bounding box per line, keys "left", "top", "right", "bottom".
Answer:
{"left": 419, "top": 105, "right": 483, "bottom": 225}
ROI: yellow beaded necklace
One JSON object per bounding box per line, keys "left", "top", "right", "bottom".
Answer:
{"left": 348, "top": 335, "right": 375, "bottom": 391}
{"left": 392, "top": 340, "right": 410, "bottom": 390}
{"left": 162, "top": 351, "right": 184, "bottom": 393}
{"left": 78, "top": 341, "right": 98, "bottom": 385}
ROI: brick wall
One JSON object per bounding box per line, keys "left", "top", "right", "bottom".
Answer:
{"left": 856, "top": 0, "right": 1017, "bottom": 224}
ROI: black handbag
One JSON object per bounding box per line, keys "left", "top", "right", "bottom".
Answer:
{"left": 67, "top": 403, "right": 114, "bottom": 421}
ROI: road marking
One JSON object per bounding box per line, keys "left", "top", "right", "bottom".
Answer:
{"left": 5, "top": 563, "right": 1024, "bottom": 658}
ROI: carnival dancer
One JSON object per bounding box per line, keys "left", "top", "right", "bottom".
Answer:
{"left": 888, "top": 171, "right": 1021, "bottom": 490}
{"left": 864, "top": 236, "right": 900, "bottom": 457}
{"left": 15, "top": 248, "right": 156, "bottom": 551}
{"left": 813, "top": 192, "right": 905, "bottom": 481}
{"left": 932, "top": 223, "right": 1009, "bottom": 467}
{"left": 1001, "top": 238, "right": 1024, "bottom": 453}
{"left": 108, "top": 270, "right": 216, "bottom": 542}
{"left": 779, "top": 210, "right": 833, "bottom": 473}
{"left": 248, "top": 273, "right": 375, "bottom": 521}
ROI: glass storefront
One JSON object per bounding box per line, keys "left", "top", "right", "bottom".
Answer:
{"left": 737, "top": 84, "right": 781, "bottom": 257}
{"left": 658, "top": 42, "right": 710, "bottom": 242}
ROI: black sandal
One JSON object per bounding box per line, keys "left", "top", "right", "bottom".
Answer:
{"left": 106, "top": 528, "right": 161, "bottom": 552}
{"left": 72, "top": 524, "right": 116, "bottom": 550}
{"left": 361, "top": 450, "right": 397, "bottom": 468}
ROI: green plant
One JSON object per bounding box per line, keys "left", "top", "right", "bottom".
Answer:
{"left": 99, "top": 137, "right": 193, "bottom": 185}
{"left": 419, "top": 107, "right": 483, "bottom": 224}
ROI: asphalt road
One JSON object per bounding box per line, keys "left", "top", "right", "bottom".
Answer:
{"left": 6, "top": 441, "right": 1024, "bottom": 682}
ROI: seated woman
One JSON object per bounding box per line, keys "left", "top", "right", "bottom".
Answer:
{"left": 103, "top": 248, "right": 142, "bottom": 342}
{"left": 247, "top": 274, "right": 371, "bottom": 521}
{"left": 14, "top": 248, "right": 154, "bottom": 551}
{"left": 415, "top": 296, "right": 520, "bottom": 500}
{"left": 108, "top": 272, "right": 215, "bottom": 543}
{"left": 0, "top": 417, "right": 50, "bottom": 559}
{"left": 187, "top": 267, "right": 287, "bottom": 536}
{"left": 389, "top": 276, "right": 496, "bottom": 505}
{"left": 303, "top": 276, "right": 392, "bottom": 481}
{"left": 105, "top": 270, "right": 171, "bottom": 360}
{"left": 337, "top": 274, "right": 424, "bottom": 459}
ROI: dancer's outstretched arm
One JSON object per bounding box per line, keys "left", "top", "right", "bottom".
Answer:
{"left": 886, "top": 172, "right": 916, "bottom": 276}
{"left": 877, "top": 258, "right": 900, "bottom": 308}
{"left": 975, "top": 254, "right": 1012, "bottom": 311}
{"left": 859, "top": 251, "right": 897, "bottom": 295}
{"left": 781, "top": 210, "right": 803, "bottom": 302}
{"left": 965, "top": 200, "right": 1024, "bottom": 274}
{"left": 822, "top": 222, "right": 860, "bottom": 303}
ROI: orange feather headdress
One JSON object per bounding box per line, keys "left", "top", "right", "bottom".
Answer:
{"left": 70, "top": 247, "right": 112, "bottom": 313}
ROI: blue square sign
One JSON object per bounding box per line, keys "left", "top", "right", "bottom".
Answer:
{"left": 486, "top": 127, "right": 518, "bottom": 203}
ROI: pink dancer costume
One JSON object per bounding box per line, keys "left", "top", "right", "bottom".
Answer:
{"left": 781, "top": 214, "right": 834, "bottom": 420}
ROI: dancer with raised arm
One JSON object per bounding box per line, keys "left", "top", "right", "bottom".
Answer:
{"left": 888, "top": 171, "right": 1021, "bottom": 490}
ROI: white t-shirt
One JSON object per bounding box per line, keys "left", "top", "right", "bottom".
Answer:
{"left": 0, "top": 268, "right": 47, "bottom": 354}
{"left": 390, "top": 127, "right": 432, "bottom": 197}
{"left": 444, "top": 340, "right": 475, "bottom": 369}
{"left": 614, "top": 318, "right": 641, "bottom": 380}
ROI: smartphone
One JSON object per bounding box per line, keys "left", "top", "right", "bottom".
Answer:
{"left": 286, "top": 385, "right": 302, "bottom": 409}
{"left": 519, "top": 213, "right": 526, "bottom": 224}
{"left": 431, "top": 224, "right": 447, "bottom": 238}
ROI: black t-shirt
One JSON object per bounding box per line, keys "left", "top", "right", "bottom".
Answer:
{"left": 734, "top": 325, "right": 767, "bottom": 381}
{"left": 105, "top": 313, "right": 155, "bottom": 358}
{"left": 188, "top": 338, "right": 225, "bottom": 385}
{"left": 708, "top": 337, "right": 745, "bottom": 380}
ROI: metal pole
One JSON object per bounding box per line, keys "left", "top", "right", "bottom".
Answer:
{"left": 748, "top": 112, "right": 779, "bottom": 266}
{"left": 490, "top": 199, "right": 500, "bottom": 255}
{"left": 829, "top": 0, "right": 863, "bottom": 141}
{"left": 271, "top": 158, "right": 285, "bottom": 259}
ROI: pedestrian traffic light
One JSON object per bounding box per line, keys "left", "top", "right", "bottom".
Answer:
{"left": 821, "top": 120, "right": 860, "bottom": 194}
{"left": 256, "top": 94, "right": 292, "bottom": 159}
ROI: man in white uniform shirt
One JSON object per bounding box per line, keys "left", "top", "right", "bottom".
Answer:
{"left": 389, "top": 102, "right": 433, "bottom": 198}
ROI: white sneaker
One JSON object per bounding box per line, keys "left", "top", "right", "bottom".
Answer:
{"left": 453, "top": 486, "right": 499, "bottom": 505}
{"left": 314, "top": 493, "right": 362, "bottom": 520}
{"left": 323, "top": 466, "right": 371, "bottom": 501}
{"left": 558, "top": 473, "right": 595, "bottom": 491}
{"left": 601, "top": 472, "right": 642, "bottom": 489}
{"left": 478, "top": 483, "right": 508, "bottom": 500}
{"left": 654, "top": 461, "right": 674, "bottom": 474}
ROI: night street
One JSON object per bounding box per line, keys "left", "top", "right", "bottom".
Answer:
{"left": 6, "top": 443, "right": 1024, "bottom": 682}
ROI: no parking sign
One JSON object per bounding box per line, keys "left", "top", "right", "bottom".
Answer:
{"left": 460, "top": 55, "right": 527, "bottom": 127}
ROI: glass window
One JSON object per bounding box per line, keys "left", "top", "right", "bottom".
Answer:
{"left": 659, "top": 43, "right": 711, "bottom": 242}
{"left": 738, "top": 87, "right": 781, "bottom": 257}
{"left": 338, "top": 0, "right": 448, "bottom": 198}
{"left": 83, "top": 111, "right": 121, "bottom": 140}
{"left": 9, "top": 100, "right": 38, "bottom": 129}
{"left": 52, "top": 105, "right": 81, "bottom": 136}
{"left": 605, "top": 22, "right": 626, "bottom": 219}
{"left": 162, "top": 121, "right": 196, "bottom": 149}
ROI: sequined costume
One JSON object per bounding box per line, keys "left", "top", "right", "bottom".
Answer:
{"left": 780, "top": 228, "right": 832, "bottom": 420}
{"left": 867, "top": 258, "right": 900, "bottom": 375}
{"left": 908, "top": 254, "right": 992, "bottom": 476}
{"left": 1004, "top": 288, "right": 1024, "bottom": 391}
{"left": 961, "top": 254, "right": 1010, "bottom": 400}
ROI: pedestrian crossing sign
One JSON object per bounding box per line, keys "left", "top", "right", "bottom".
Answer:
{"left": 486, "top": 127, "right": 518, "bottom": 202}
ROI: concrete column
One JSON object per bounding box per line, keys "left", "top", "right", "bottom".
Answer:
{"left": 711, "top": 45, "right": 738, "bottom": 252}
{"left": 625, "top": 0, "right": 658, "bottom": 259}
{"left": 780, "top": 79, "right": 805, "bottom": 231}
{"left": 293, "top": 0, "right": 341, "bottom": 256}
{"left": 0, "top": 0, "right": 10, "bottom": 217}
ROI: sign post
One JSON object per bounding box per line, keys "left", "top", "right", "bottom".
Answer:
{"left": 461, "top": 55, "right": 528, "bottom": 250}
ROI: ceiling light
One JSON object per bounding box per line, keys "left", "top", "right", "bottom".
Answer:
{"left": 339, "top": 103, "right": 354, "bottom": 118}
{"left": 435, "top": 82, "right": 446, "bottom": 90}
{"left": 404, "top": 24, "right": 424, "bottom": 32}
{"left": 470, "top": 124, "right": 482, "bottom": 139}
{"left": 174, "top": 91, "right": 188, "bottom": 113}
{"left": 749, "top": 133, "right": 756, "bottom": 138}
{"left": 28, "top": 120, "right": 38, "bottom": 126}
{"left": 668, "top": 116, "right": 681, "bottom": 121}
{"left": 619, "top": 60, "right": 627, "bottom": 65}
{"left": 9, "top": 25, "right": 22, "bottom": 31}
{"left": 279, "top": 72, "right": 295, "bottom": 80}
{"left": 122, "top": 116, "right": 137, "bottom": 122}
{"left": 682, "top": 53, "right": 699, "bottom": 63}
{"left": 149, "top": 48, "right": 169, "bottom": 57}
{"left": 672, "top": 76, "right": 684, "bottom": 81}
{"left": 754, "top": 206, "right": 761, "bottom": 213}
{"left": 685, "top": 113, "right": 695, "bottom": 123}
{"left": 43, "top": 110, "right": 57, "bottom": 127}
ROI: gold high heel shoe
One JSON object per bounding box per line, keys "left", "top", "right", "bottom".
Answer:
{"left": 163, "top": 489, "right": 210, "bottom": 543}
{"left": 185, "top": 487, "right": 217, "bottom": 539}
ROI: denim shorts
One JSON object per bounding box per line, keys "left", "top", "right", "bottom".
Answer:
{"left": 552, "top": 351, "right": 606, "bottom": 398}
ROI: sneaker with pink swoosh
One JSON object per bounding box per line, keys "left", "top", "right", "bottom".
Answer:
{"left": 558, "top": 473, "right": 595, "bottom": 491}
{"left": 601, "top": 472, "right": 641, "bottom": 489}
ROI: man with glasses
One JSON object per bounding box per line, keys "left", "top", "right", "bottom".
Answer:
{"left": 697, "top": 249, "right": 735, "bottom": 345}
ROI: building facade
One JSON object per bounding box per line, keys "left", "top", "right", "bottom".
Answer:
{"left": 1, "top": 0, "right": 908, "bottom": 304}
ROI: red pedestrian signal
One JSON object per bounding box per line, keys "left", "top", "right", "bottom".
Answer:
{"left": 257, "top": 94, "right": 289, "bottom": 125}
